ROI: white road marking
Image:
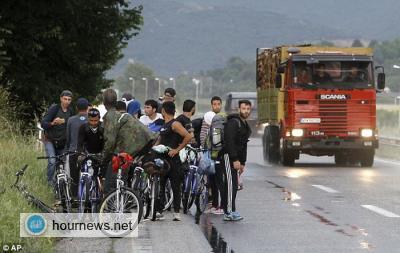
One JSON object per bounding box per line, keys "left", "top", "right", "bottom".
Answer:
{"left": 312, "top": 185, "right": 339, "bottom": 193}
{"left": 361, "top": 205, "right": 400, "bottom": 218}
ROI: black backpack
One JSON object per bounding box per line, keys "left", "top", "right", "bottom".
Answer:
{"left": 192, "top": 117, "right": 203, "bottom": 147}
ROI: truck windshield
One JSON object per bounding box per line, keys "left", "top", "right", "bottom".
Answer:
{"left": 293, "top": 61, "right": 374, "bottom": 89}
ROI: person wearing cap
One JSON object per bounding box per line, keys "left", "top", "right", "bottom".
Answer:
{"left": 122, "top": 92, "right": 142, "bottom": 118}
{"left": 127, "top": 99, "right": 142, "bottom": 118}
{"left": 41, "top": 90, "right": 74, "bottom": 186}
{"left": 65, "top": 98, "right": 89, "bottom": 198}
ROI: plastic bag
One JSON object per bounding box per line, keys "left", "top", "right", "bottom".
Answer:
{"left": 198, "top": 151, "right": 215, "bottom": 175}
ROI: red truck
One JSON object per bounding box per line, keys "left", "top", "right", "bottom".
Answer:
{"left": 256, "top": 45, "right": 385, "bottom": 166}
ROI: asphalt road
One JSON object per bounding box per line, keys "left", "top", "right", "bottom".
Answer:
{"left": 56, "top": 138, "right": 400, "bottom": 253}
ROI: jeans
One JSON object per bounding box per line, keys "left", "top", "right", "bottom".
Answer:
{"left": 44, "top": 141, "right": 64, "bottom": 186}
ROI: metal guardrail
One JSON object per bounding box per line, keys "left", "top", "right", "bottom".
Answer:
{"left": 379, "top": 136, "right": 400, "bottom": 147}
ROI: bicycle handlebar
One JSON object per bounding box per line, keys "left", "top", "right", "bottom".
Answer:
{"left": 12, "top": 165, "right": 28, "bottom": 187}
{"left": 37, "top": 151, "right": 83, "bottom": 160}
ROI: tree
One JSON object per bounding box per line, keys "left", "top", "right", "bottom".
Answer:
{"left": 113, "top": 62, "right": 155, "bottom": 102}
{"left": 0, "top": 0, "right": 143, "bottom": 123}
{"left": 351, "top": 39, "right": 364, "bottom": 47}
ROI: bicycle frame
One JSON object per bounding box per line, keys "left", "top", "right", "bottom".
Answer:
{"left": 78, "top": 155, "right": 102, "bottom": 213}
{"left": 12, "top": 165, "right": 55, "bottom": 213}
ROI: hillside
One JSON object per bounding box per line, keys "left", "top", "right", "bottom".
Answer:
{"left": 112, "top": 0, "right": 399, "bottom": 76}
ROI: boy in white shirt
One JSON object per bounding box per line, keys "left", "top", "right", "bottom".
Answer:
{"left": 139, "top": 99, "right": 163, "bottom": 131}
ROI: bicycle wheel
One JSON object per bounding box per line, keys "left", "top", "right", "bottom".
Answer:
{"left": 28, "top": 194, "right": 55, "bottom": 213}
{"left": 99, "top": 187, "right": 142, "bottom": 237}
{"left": 99, "top": 187, "right": 142, "bottom": 216}
{"left": 90, "top": 179, "right": 101, "bottom": 213}
{"left": 163, "top": 179, "right": 173, "bottom": 211}
{"left": 58, "top": 180, "right": 72, "bottom": 213}
{"left": 150, "top": 177, "right": 160, "bottom": 221}
{"left": 79, "top": 179, "right": 90, "bottom": 213}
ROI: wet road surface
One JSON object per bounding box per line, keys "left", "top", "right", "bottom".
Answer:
{"left": 56, "top": 138, "right": 400, "bottom": 253}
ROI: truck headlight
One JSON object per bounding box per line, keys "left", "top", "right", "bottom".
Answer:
{"left": 291, "top": 129, "right": 304, "bottom": 137}
{"left": 360, "top": 129, "right": 373, "bottom": 138}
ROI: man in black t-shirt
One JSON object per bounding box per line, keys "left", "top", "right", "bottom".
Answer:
{"left": 176, "top": 99, "right": 196, "bottom": 132}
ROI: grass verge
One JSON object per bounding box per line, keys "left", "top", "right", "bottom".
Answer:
{"left": 0, "top": 134, "right": 54, "bottom": 253}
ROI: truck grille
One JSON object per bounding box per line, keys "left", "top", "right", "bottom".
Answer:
{"left": 319, "top": 100, "right": 347, "bottom": 136}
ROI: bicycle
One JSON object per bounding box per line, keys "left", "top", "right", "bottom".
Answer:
{"left": 99, "top": 152, "right": 143, "bottom": 220}
{"left": 77, "top": 153, "right": 103, "bottom": 214}
{"left": 38, "top": 151, "right": 75, "bottom": 213}
{"left": 182, "top": 145, "right": 209, "bottom": 218}
{"left": 12, "top": 165, "right": 55, "bottom": 213}
{"left": 131, "top": 159, "right": 173, "bottom": 219}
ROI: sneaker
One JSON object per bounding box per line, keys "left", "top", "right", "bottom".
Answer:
{"left": 156, "top": 212, "right": 165, "bottom": 220}
{"left": 173, "top": 212, "right": 181, "bottom": 221}
{"left": 237, "top": 183, "right": 244, "bottom": 191}
{"left": 231, "top": 211, "right": 243, "bottom": 221}
{"left": 223, "top": 212, "right": 234, "bottom": 221}
{"left": 212, "top": 208, "right": 224, "bottom": 215}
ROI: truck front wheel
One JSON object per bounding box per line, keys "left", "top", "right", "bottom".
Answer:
{"left": 280, "top": 145, "right": 295, "bottom": 166}
{"left": 360, "top": 149, "right": 375, "bottom": 167}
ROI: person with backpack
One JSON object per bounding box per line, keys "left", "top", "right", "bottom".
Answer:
{"left": 201, "top": 96, "right": 226, "bottom": 215}
{"left": 215, "top": 100, "right": 252, "bottom": 221}
{"left": 41, "top": 90, "right": 74, "bottom": 186}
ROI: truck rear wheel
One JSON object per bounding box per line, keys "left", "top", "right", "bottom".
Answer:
{"left": 263, "top": 126, "right": 280, "bottom": 164}
{"left": 360, "top": 149, "right": 374, "bottom": 167}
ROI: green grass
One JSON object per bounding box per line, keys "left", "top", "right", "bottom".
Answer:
{"left": 0, "top": 134, "right": 54, "bottom": 253}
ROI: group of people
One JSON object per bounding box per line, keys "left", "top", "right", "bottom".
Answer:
{"left": 41, "top": 87, "right": 253, "bottom": 222}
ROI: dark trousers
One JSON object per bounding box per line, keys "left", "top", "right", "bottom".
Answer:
{"left": 216, "top": 153, "right": 238, "bottom": 214}
{"left": 209, "top": 174, "right": 219, "bottom": 208}
{"left": 104, "top": 162, "right": 129, "bottom": 195}
{"left": 160, "top": 157, "right": 184, "bottom": 213}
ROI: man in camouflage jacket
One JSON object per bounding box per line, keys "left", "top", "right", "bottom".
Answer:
{"left": 102, "top": 89, "right": 155, "bottom": 193}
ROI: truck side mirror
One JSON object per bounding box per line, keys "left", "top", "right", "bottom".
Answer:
{"left": 275, "top": 74, "right": 282, "bottom": 89}
{"left": 377, "top": 73, "right": 385, "bottom": 90}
